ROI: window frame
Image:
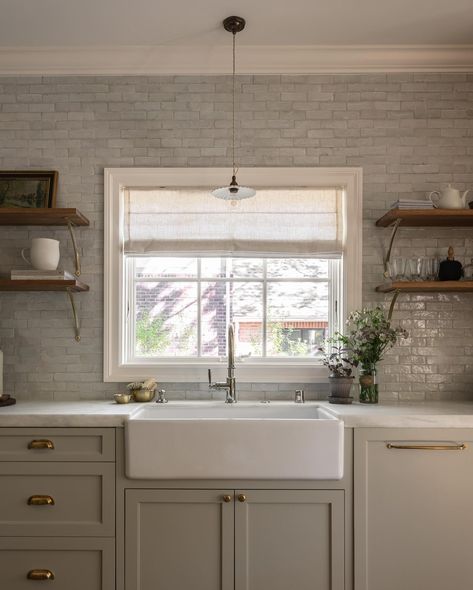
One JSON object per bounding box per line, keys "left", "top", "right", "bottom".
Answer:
{"left": 104, "top": 167, "right": 362, "bottom": 383}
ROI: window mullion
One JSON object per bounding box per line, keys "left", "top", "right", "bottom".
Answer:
{"left": 262, "top": 259, "right": 268, "bottom": 358}
{"left": 197, "top": 258, "right": 202, "bottom": 358}
{"left": 127, "top": 257, "right": 136, "bottom": 363}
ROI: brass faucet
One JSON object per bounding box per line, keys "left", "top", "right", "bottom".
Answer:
{"left": 208, "top": 324, "right": 237, "bottom": 403}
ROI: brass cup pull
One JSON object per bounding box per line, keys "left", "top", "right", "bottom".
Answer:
{"left": 27, "top": 495, "right": 55, "bottom": 506}
{"left": 237, "top": 494, "right": 247, "bottom": 503}
{"left": 28, "top": 440, "right": 54, "bottom": 450}
{"left": 27, "top": 569, "right": 55, "bottom": 581}
{"left": 222, "top": 495, "right": 232, "bottom": 503}
{"left": 386, "top": 442, "right": 467, "bottom": 451}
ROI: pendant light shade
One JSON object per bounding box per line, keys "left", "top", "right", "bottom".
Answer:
{"left": 212, "top": 175, "right": 256, "bottom": 201}
{"left": 211, "top": 16, "right": 256, "bottom": 201}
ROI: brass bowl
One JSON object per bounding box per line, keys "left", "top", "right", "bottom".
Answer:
{"left": 132, "top": 389, "right": 156, "bottom": 403}
{"left": 113, "top": 393, "right": 132, "bottom": 404}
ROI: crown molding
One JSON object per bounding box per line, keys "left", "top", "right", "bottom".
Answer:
{"left": 0, "top": 45, "right": 473, "bottom": 75}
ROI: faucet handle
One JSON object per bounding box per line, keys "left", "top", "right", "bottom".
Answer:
{"left": 156, "top": 389, "right": 168, "bottom": 404}
{"left": 294, "top": 389, "right": 305, "bottom": 404}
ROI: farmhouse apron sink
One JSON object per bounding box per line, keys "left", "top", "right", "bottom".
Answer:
{"left": 126, "top": 402, "right": 344, "bottom": 480}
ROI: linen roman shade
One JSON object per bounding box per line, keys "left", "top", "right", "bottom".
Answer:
{"left": 124, "top": 187, "right": 344, "bottom": 257}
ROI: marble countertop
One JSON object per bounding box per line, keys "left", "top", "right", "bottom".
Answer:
{"left": 1, "top": 399, "right": 473, "bottom": 428}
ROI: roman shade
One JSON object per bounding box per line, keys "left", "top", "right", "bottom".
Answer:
{"left": 124, "top": 187, "right": 344, "bottom": 257}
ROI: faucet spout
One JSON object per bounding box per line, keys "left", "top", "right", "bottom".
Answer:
{"left": 228, "top": 323, "right": 235, "bottom": 375}
{"left": 208, "top": 323, "right": 237, "bottom": 403}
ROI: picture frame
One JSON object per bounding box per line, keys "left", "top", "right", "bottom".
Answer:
{"left": 0, "top": 170, "right": 58, "bottom": 209}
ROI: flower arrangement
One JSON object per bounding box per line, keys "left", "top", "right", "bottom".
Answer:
{"left": 346, "top": 307, "right": 408, "bottom": 369}
{"left": 320, "top": 307, "right": 408, "bottom": 404}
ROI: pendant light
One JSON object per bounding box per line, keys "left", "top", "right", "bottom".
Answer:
{"left": 212, "top": 16, "right": 256, "bottom": 201}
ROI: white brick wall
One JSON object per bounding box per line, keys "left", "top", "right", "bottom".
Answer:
{"left": 1, "top": 73, "right": 473, "bottom": 401}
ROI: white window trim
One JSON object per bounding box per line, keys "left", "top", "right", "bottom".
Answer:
{"left": 104, "top": 167, "right": 362, "bottom": 383}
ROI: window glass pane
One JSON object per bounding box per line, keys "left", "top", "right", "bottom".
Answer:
{"left": 200, "top": 258, "right": 263, "bottom": 278}
{"left": 135, "top": 281, "right": 197, "bottom": 356}
{"left": 201, "top": 281, "right": 263, "bottom": 357}
{"left": 201, "top": 258, "right": 227, "bottom": 278}
{"left": 135, "top": 257, "right": 197, "bottom": 278}
{"left": 267, "top": 258, "right": 329, "bottom": 278}
{"left": 267, "top": 282, "right": 328, "bottom": 357}
{"left": 230, "top": 258, "right": 263, "bottom": 278}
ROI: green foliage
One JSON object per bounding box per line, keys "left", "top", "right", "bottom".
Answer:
{"left": 318, "top": 333, "right": 357, "bottom": 377}
{"left": 135, "top": 311, "right": 170, "bottom": 354}
{"left": 269, "top": 323, "right": 311, "bottom": 356}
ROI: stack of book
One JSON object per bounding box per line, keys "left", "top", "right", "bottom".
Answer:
{"left": 10, "top": 270, "right": 75, "bottom": 280}
{"left": 391, "top": 199, "right": 434, "bottom": 210}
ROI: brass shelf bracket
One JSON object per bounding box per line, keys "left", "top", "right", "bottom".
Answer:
{"left": 387, "top": 289, "right": 401, "bottom": 322}
{"left": 66, "top": 290, "right": 81, "bottom": 342}
{"left": 66, "top": 219, "right": 81, "bottom": 277}
{"left": 383, "top": 218, "right": 402, "bottom": 277}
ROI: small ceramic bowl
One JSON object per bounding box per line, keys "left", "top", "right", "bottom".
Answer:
{"left": 132, "top": 389, "right": 156, "bottom": 403}
{"left": 114, "top": 393, "right": 132, "bottom": 404}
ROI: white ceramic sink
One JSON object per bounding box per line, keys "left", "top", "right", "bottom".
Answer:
{"left": 126, "top": 402, "right": 344, "bottom": 480}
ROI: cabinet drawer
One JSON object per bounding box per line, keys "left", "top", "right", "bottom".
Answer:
{"left": 0, "top": 537, "right": 114, "bottom": 590}
{"left": 0, "top": 463, "right": 115, "bottom": 536}
{"left": 0, "top": 428, "right": 115, "bottom": 462}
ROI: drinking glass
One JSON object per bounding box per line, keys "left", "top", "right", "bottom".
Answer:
{"left": 420, "top": 258, "right": 430, "bottom": 281}
{"left": 392, "top": 257, "right": 406, "bottom": 281}
{"left": 429, "top": 257, "right": 439, "bottom": 281}
{"left": 408, "top": 257, "right": 421, "bottom": 281}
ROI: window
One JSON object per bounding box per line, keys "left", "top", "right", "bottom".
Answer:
{"left": 128, "top": 256, "right": 336, "bottom": 360}
{"left": 104, "top": 168, "right": 362, "bottom": 382}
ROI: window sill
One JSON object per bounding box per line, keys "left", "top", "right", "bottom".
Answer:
{"left": 105, "top": 362, "right": 328, "bottom": 383}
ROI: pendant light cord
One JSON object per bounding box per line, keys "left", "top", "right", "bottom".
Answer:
{"left": 232, "top": 31, "right": 236, "bottom": 177}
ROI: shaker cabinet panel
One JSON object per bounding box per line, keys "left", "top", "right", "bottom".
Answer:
{"left": 0, "top": 427, "right": 115, "bottom": 462}
{"left": 354, "top": 428, "right": 473, "bottom": 590}
{"left": 125, "top": 489, "right": 234, "bottom": 590}
{"left": 235, "top": 489, "right": 345, "bottom": 590}
{"left": 0, "top": 537, "right": 114, "bottom": 590}
{"left": 0, "top": 462, "right": 115, "bottom": 536}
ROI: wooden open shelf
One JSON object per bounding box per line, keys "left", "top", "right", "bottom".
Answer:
{"left": 376, "top": 209, "right": 473, "bottom": 228}
{"left": 0, "top": 208, "right": 89, "bottom": 226}
{"left": 376, "top": 281, "right": 473, "bottom": 293}
{"left": 0, "top": 279, "right": 89, "bottom": 292}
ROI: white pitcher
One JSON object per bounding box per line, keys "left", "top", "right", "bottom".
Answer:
{"left": 21, "top": 238, "right": 60, "bottom": 271}
{"left": 428, "top": 184, "right": 471, "bottom": 209}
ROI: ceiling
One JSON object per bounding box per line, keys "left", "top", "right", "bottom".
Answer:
{"left": 1, "top": 0, "right": 473, "bottom": 46}
{"left": 0, "top": 0, "right": 472, "bottom": 74}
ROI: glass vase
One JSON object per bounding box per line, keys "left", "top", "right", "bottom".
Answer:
{"left": 359, "top": 364, "right": 378, "bottom": 404}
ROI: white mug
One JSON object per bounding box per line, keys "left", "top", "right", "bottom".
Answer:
{"left": 21, "top": 238, "right": 60, "bottom": 271}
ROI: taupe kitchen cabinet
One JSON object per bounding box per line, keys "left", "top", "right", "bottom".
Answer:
{"left": 354, "top": 428, "right": 473, "bottom": 590}
{"left": 125, "top": 488, "right": 345, "bottom": 590}
{"left": 0, "top": 427, "right": 116, "bottom": 590}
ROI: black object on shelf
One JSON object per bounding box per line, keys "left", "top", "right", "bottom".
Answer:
{"left": 0, "top": 395, "right": 16, "bottom": 407}
{"left": 438, "top": 246, "right": 463, "bottom": 281}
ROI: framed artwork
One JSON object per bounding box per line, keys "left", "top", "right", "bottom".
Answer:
{"left": 0, "top": 170, "right": 58, "bottom": 209}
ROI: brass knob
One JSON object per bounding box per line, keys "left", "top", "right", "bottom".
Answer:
{"left": 28, "top": 495, "right": 55, "bottom": 506}
{"left": 222, "top": 495, "right": 232, "bottom": 503}
{"left": 237, "top": 494, "right": 246, "bottom": 503}
{"left": 27, "top": 569, "right": 55, "bottom": 581}
{"left": 28, "top": 439, "right": 54, "bottom": 450}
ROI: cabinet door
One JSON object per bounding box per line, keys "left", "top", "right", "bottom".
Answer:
{"left": 235, "top": 489, "right": 345, "bottom": 590}
{"left": 125, "top": 489, "right": 234, "bottom": 590}
{"left": 355, "top": 428, "right": 473, "bottom": 590}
